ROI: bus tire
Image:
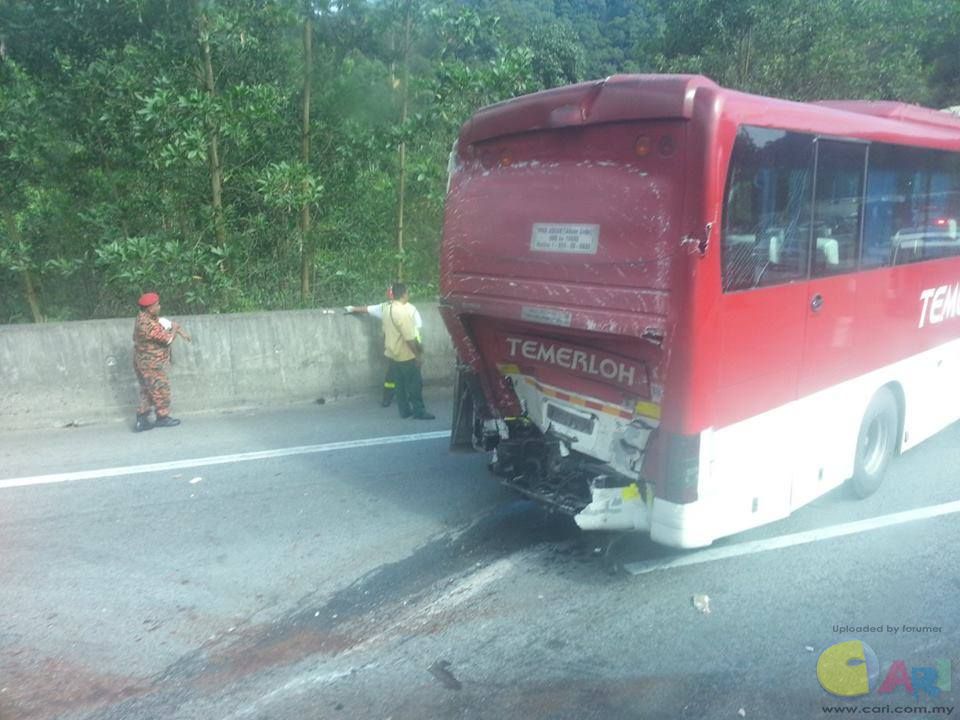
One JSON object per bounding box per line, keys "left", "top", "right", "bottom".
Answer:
{"left": 848, "top": 388, "right": 898, "bottom": 499}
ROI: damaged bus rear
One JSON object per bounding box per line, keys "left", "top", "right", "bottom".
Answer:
{"left": 442, "top": 74, "right": 960, "bottom": 550}
{"left": 440, "top": 75, "right": 720, "bottom": 548}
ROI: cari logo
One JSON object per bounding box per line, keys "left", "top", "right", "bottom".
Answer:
{"left": 817, "top": 640, "right": 952, "bottom": 699}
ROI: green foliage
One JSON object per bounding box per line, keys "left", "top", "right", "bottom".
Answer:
{"left": 528, "top": 22, "right": 584, "bottom": 88}
{"left": 93, "top": 235, "right": 240, "bottom": 313}
{"left": 1, "top": 0, "right": 958, "bottom": 323}
{"left": 257, "top": 161, "right": 323, "bottom": 212}
{"left": 651, "top": 0, "right": 943, "bottom": 102}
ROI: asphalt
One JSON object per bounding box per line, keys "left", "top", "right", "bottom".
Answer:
{"left": 1, "top": 390, "right": 958, "bottom": 720}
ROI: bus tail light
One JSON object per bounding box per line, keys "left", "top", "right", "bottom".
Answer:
{"left": 642, "top": 429, "right": 700, "bottom": 504}
{"left": 634, "top": 135, "right": 652, "bottom": 157}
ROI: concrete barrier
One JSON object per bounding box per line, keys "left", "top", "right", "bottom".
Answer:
{"left": 0, "top": 303, "right": 456, "bottom": 430}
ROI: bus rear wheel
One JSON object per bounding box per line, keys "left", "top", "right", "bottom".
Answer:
{"left": 849, "top": 388, "right": 898, "bottom": 499}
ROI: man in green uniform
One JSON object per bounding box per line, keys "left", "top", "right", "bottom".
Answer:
{"left": 382, "top": 283, "right": 434, "bottom": 420}
{"left": 133, "top": 292, "right": 190, "bottom": 432}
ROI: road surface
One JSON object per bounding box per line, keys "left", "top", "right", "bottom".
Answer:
{"left": 1, "top": 388, "right": 958, "bottom": 719}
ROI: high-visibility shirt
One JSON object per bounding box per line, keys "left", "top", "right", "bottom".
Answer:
{"left": 382, "top": 301, "right": 418, "bottom": 361}
{"left": 367, "top": 301, "right": 423, "bottom": 342}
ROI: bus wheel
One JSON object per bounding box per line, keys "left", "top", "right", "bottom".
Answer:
{"left": 849, "top": 388, "right": 898, "bottom": 499}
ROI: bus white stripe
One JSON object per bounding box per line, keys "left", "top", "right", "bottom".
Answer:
{"left": 0, "top": 431, "right": 452, "bottom": 490}
{"left": 625, "top": 499, "right": 960, "bottom": 575}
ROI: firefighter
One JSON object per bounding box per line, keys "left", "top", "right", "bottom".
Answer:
{"left": 133, "top": 292, "right": 191, "bottom": 432}
{"left": 345, "top": 286, "right": 423, "bottom": 407}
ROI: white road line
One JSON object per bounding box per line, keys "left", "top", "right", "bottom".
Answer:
{"left": 0, "top": 431, "right": 451, "bottom": 490}
{"left": 224, "top": 664, "right": 379, "bottom": 720}
{"left": 624, "top": 499, "right": 960, "bottom": 576}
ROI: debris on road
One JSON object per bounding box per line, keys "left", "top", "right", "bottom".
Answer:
{"left": 189, "top": 477, "right": 202, "bottom": 484}
{"left": 738, "top": 708, "right": 746, "bottom": 717}
{"left": 692, "top": 594, "right": 711, "bottom": 614}
{"left": 427, "top": 659, "right": 462, "bottom": 690}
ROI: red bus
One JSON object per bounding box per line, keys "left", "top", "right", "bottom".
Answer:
{"left": 439, "top": 74, "right": 960, "bottom": 549}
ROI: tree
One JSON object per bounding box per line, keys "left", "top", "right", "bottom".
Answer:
{"left": 300, "top": 0, "right": 316, "bottom": 300}
{"left": 1, "top": 0, "right": 956, "bottom": 323}
{"left": 0, "top": 61, "right": 61, "bottom": 322}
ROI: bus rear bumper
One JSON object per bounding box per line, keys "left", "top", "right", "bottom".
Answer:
{"left": 573, "top": 488, "right": 718, "bottom": 549}
{"left": 650, "top": 498, "right": 717, "bottom": 549}
{"left": 574, "top": 484, "right": 650, "bottom": 532}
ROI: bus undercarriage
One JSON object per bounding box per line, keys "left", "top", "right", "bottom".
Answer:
{"left": 451, "top": 365, "right": 656, "bottom": 533}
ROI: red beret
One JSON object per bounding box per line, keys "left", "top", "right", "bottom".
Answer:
{"left": 138, "top": 292, "right": 160, "bottom": 307}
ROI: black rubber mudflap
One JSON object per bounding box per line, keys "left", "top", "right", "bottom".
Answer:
{"left": 450, "top": 363, "right": 480, "bottom": 453}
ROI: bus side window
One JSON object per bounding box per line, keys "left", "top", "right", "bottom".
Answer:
{"left": 862, "top": 162, "right": 897, "bottom": 269}
{"left": 865, "top": 144, "right": 960, "bottom": 268}
{"left": 811, "top": 139, "right": 865, "bottom": 278}
{"left": 923, "top": 153, "right": 960, "bottom": 261}
{"left": 722, "top": 126, "right": 814, "bottom": 292}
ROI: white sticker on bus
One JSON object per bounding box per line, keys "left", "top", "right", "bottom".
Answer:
{"left": 918, "top": 282, "right": 960, "bottom": 328}
{"left": 530, "top": 223, "right": 600, "bottom": 254}
{"left": 520, "top": 306, "right": 572, "bottom": 327}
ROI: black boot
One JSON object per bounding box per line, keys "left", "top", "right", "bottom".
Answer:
{"left": 154, "top": 415, "right": 181, "bottom": 428}
{"left": 134, "top": 413, "right": 154, "bottom": 432}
